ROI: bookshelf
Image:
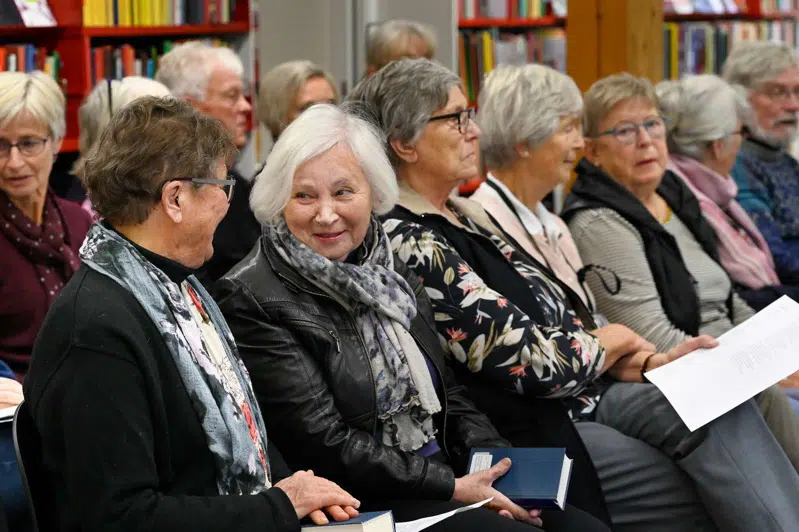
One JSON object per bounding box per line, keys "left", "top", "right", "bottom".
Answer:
{"left": 0, "top": 0, "right": 253, "bottom": 155}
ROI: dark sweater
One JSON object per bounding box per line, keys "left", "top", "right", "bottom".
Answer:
{"left": 23, "top": 242, "right": 299, "bottom": 532}
{"left": 0, "top": 194, "right": 91, "bottom": 379}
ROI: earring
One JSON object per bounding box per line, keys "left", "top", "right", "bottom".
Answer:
{"left": 521, "top": 151, "right": 530, "bottom": 157}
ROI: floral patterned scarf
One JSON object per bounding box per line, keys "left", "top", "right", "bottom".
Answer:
{"left": 263, "top": 217, "right": 441, "bottom": 452}
{"left": 79, "top": 223, "right": 271, "bottom": 495}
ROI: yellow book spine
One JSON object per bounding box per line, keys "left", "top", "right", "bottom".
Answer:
{"left": 668, "top": 23, "right": 679, "bottom": 79}
{"left": 82, "top": 0, "right": 91, "bottom": 27}
{"left": 482, "top": 31, "right": 494, "bottom": 74}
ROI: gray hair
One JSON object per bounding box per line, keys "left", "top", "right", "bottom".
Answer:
{"left": 657, "top": 74, "right": 751, "bottom": 159}
{"left": 366, "top": 19, "right": 437, "bottom": 71}
{"left": 478, "top": 64, "right": 582, "bottom": 170}
{"left": 0, "top": 71, "right": 65, "bottom": 140}
{"left": 257, "top": 60, "right": 339, "bottom": 140}
{"left": 250, "top": 103, "right": 397, "bottom": 224}
{"left": 346, "top": 57, "right": 461, "bottom": 167}
{"left": 155, "top": 41, "right": 243, "bottom": 101}
{"left": 75, "top": 77, "right": 170, "bottom": 175}
{"left": 583, "top": 72, "right": 658, "bottom": 137}
{"left": 722, "top": 41, "right": 799, "bottom": 89}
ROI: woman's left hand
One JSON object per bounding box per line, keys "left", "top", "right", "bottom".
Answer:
{"left": 650, "top": 335, "right": 719, "bottom": 369}
{"left": 607, "top": 335, "right": 718, "bottom": 382}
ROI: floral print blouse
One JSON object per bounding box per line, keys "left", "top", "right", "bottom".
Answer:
{"left": 383, "top": 211, "right": 608, "bottom": 420}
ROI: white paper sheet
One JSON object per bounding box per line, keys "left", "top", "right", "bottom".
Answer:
{"left": 645, "top": 296, "right": 799, "bottom": 432}
{"left": 395, "top": 497, "right": 492, "bottom": 532}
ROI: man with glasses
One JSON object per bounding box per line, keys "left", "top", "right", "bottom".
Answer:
{"left": 156, "top": 41, "right": 260, "bottom": 284}
{"left": 723, "top": 41, "right": 799, "bottom": 281}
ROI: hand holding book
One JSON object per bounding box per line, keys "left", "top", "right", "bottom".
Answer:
{"left": 275, "top": 470, "right": 361, "bottom": 525}
{"left": 453, "top": 457, "right": 543, "bottom": 527}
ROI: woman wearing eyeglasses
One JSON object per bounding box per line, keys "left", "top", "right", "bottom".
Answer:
{"left": 0, "top": 71, "right": 92, "bottom": 380}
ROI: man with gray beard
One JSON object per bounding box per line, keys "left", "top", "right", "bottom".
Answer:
{"left": 723, "top": 41, "right": 799, "bottom": 282}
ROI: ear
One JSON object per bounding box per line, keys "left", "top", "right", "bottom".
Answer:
{"left": 160, "top": 180, "right": 184, "bottom": 224}
{"left": 583, "top": 138, "right": 601, "bottom": 165}
{"left": 389, "top": 137, "right": 418, "bottom": 165}
{"left": 184, "top": 95, "right": 205, "bottom": 113}
{"left": 365, "top": 64, "right": 378, "bottom": 77}
{"left": 710, "top": 138, "right": 727, "bottom": 161}
{"left": 513, "top": 142, "right": 530, "bottom": 158}
{"left": 51, "top": 137, "right": 63, "bottom": 155}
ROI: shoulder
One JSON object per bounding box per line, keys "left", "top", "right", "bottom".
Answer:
{"left": 567, "top": 206, "right": 634, "bottom": 233}
{"left": 54, "top": 195, "right": 92, "bottom": 234}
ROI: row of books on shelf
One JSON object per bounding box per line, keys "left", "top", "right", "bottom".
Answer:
{"left": 459, "top": 0, "right": 567, "bottom": 20}
{"left": 458, "top": 29, "right": 565, "bottom": 102}
{"left": 665, "top": 0, "right": 799, "bottom": 14}
{"left": 663, "top": 19, "right": 797, "bottom": 78}
{"left": 89, "top": 38, "right": 226, "bottom": 83}
{"left": 0, "top": 44, "right": 60, "bottom": 78}
{"left": 83, "top": 0, "right": 236, "bottom": 28}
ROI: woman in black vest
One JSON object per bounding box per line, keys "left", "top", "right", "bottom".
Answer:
{"left": 349, "top": 58, "right": 799, "bottom": 532}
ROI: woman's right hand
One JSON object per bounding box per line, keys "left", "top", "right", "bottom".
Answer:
{"left": 594, "top": 324, "right": 655, "bottom": 369}
{"left": 453, "top": 458, "right": 543, "bottom": 527}
{"left": 275, "top": 470, "right": 361, "bottom": 525}
{"left": 0, "top": 378, "right": 23, "bottom": 409}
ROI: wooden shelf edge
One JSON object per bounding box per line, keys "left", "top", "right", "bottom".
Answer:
{"left": 664, "top": 11, "right": 799, "bottom": 22}
{"left": 81, "top": 21, "right": 250, "bottom": 38}
{"left": 458, "top": 16, "right": 565, "bottom": 29}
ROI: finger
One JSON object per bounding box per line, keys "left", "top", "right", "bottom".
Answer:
{"left": 343, "top": 506, "right": 360, "bottom": 518}
{"left": 488, "top": 490, "right": 537, "bottom": 525}
{"left": 498, "top": 510, "right": 514, "bottom": 520}
{"left": 325, "top": 505, "right": 351, "bottom": 522}
{"left": 315, "top": 487, "right": 361, "bottom": 510}
{"left": 669, "top": 335, "right": 718, "bottom": 360}
{"left": 486, "top": 458, "right": 512, "bottom": 482}
{"left": 528, "top": 509, "right": 541, "bottom": 518}
{"left": 309, "top": 509, "right": 328, "bottom": 525}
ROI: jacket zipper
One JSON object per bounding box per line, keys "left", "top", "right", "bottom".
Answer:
{"left": 408, "top": 327, "right": 450, "bottom": 461}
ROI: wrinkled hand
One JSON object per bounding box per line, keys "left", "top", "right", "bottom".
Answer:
{"left": 453, "top": 458, "right": 542, "bottom": 527}
{"left": 0, "top": 378, "right": 23, "bottom": 409}
{"left": 649, "top": 335, "right": 719, "bottom": 370}
{"left": 275, "top": 470, "right": 360, "bottom": 525}
{"left": 594, "top": 324, "right": 655, "bottom": 369}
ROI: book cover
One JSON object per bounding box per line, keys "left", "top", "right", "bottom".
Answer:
{"left": 12, "top": 0, "right": 55, "bottom": 27}
{"left": 468, "top": 448, "right": 573, "bottom": 510}
{"left": 302, "top": 511, "right": 394, "bottom": 531}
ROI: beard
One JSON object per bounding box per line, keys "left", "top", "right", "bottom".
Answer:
{"left": 748, "top": 113, "right": 799, "bottom": 150}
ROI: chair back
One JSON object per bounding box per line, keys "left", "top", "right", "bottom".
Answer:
{"left": 13, "top": 401, "right": 56, "bottom": 532}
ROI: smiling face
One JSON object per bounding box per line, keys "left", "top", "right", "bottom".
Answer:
{"left": 0, "top": 111, "right": 58, "bottom": 207}
{"left": 585, "top": 97, "right": 668, "bottom": 197}
{"left": 283, "top": 143, "right": 373, "bottom": 262}
{"left": 749, "top": 66, "right": 799, "bottom": 146}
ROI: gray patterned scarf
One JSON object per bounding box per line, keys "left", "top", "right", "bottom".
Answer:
{"left": 79, "top": 223, "right": 271, "bottom": 495}
{"left": 264, "top": 217, "right": 441, "bottom": 452}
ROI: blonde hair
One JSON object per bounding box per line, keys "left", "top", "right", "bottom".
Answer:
{"left": 74, "top": 77, "right": 171, "bottom": 176}
{"left": 0, "top": 71, "right": 65, "bottom": 139}
{"left": 257, "top": 60, "right": 338, "bottom": 140}
{"left": 583, "top": 72, "right": 658, "bottom": 137}
{"left": 366, "top": 19, "right": 437, "bottom": 72}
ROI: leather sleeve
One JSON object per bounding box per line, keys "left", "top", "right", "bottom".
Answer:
{"left": 214, "top": 278, "right": 456, "bottom": 502}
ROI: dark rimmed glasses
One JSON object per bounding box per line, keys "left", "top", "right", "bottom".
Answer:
{"left": 596, "top": 116, "right": 666, "bottom": 145}
{"left": 428, "top": 108, "right": 475, "bottom": 134}
{"left": 0, "top": 137, "right": 49, "bottom": 160}
{"left": 169, "top": 177, "right": 236, "bottom": 202}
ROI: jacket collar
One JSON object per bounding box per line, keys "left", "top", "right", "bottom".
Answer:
{"left": 741, "top": 136, "right": 783, "bottom": 163}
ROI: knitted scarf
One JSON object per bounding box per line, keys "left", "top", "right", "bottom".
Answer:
{"left": 79, "top": 223, "right": 271, "bottom": 494}
{"left": 263, "top": 217, "right": 441, "bottom": 452}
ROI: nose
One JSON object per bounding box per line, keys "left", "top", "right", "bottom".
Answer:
{"left": 466, "top": 118, "right": 482, "bottom": 140}
{"left": 238, "top": 94, "right": 252, "bottom": 114}
{"left": 574, "top": 133, "right": 586, "bottom": 150}
{"left": 4, "top": 145, "right": 25, "bottom": 169}
{"left": 314, "top": 199, "right": 339, "bottom": 225}
{"left": 636, "top": 125, "right": 654, "bottom": 146}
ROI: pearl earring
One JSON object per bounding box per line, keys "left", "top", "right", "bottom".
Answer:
{"left": 522, "top": 151, "right": 530, "bottom": 157}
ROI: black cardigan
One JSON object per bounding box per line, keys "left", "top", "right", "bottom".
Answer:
{"left": 24, "top": 246, "right": 299, "bottom": 532}
{"left": 562, "top": 159, "right": 733, "bottom": 336}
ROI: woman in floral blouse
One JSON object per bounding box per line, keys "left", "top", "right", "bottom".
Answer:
{"left": 347, "top": 57, "right": 799, "bottom": 532}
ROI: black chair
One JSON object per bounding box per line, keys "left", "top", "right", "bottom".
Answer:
{"left": 13, "top": 401, "right": 55, "bottom": 532}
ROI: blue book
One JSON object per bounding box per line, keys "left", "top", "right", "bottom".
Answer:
{"left": 468, "top": 448, "right": 573, "bottom": 510}
{"left": 302, "top": 511, "right": 394, "bottom": 531}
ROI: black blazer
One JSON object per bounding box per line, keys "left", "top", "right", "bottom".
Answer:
{"left": 214, "top": 238, "right": 510, "bottom": 503}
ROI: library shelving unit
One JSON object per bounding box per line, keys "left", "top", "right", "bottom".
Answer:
{"left": 0, "top": 0, "right": 253, "bottom": 154}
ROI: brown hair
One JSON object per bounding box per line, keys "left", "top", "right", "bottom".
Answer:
{"left": 81, "top": 96, "right": 237, "bottom": 225}
{"left": 583, "top": 72, "right": 658, "bottom": 137}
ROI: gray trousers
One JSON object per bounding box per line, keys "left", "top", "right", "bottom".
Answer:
{"left": 575, "top": 422, "right": 717, "bottom": 532}
{"left": 593, "top": 382, "right": 799, "bottom": 532}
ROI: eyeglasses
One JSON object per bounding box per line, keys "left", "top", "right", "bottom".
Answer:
{"left": 0, "top": 137, "right": 49, "bottom": 159}
{"left": 596, "top": 117, "right": 666, "bottom": 145}
{"left": 169, "top": 177, "right": 236, "bottom": 202}
{"left": 428, "top": 108, "right": 475, "bottom": 135}
{"left": 757, "top": 83, "right": 799, "bottom": 103}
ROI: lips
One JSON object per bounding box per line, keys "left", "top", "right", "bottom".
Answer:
{"left": 314, "top": 231, "right": 345, "bottom": 242}
{"left": 636, "top": 158, "right": 657, "bottom": 166}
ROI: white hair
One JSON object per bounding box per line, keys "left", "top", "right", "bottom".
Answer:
{"left": 155, "top": 41, "right": 243, "bottom": 101}
{"left": 657, "top": 74, "right": 751, "bottom": 159}
{"left": 478, "top": 64, "right": 583, "bottom": 170}
{"left": 722, "top": 41, "right": 799, "bottom": 89}
{"left": 250, "top": 103, "right": 397, "bottom": 224}
{"left": 0, "top": 71, "right": 65, "bottom": 140}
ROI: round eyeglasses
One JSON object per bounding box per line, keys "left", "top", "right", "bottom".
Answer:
{"left": 596, "top": 117, "right": 666, "bottom": 145}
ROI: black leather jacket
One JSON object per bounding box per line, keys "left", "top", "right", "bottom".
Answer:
{"left": 214, "top": 238, "right": 509, "bottom": 502}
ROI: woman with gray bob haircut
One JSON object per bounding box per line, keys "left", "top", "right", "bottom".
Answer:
{"left": 216, "top": 103, "right": 596, "bottom": 531}
{"left": 658, "top": 74, "right": 799, "bottom": 312}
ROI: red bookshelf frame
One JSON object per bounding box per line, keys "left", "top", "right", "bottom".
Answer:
{"left": 458, "top": 16, "right": 565, "bottom": 29}
{"left": 82, "top": 21, "right": 250, "bottom": 38}
{"left": 665, "top": 11, "right": 799, "bottom": 23}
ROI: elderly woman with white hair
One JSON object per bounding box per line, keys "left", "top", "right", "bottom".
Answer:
{"left": 214, "top": 103, "right": 610, "bottom": 532}
{"left": 657, "top": 74, "right": 799, "bottom": 310}
{"left": 722, "top": 42, "right": 799, "bottom": 282}
{"left": 0, "top": 71, "right": 92, "bottom": 379}
{"left": 70, "top": 76, "right": 171, "bottom": 215}
{"left": 350, "top": 58, "right": 799, "bottom": 532}
{"left": 257, "top": 60, "right": 338, "bottom": 142}
{"left": 365, "top": 19, "right": 436, "bottom": 75}
{"left": 156, "top": 41, "right": 258, "bottom": 283}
